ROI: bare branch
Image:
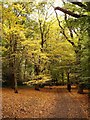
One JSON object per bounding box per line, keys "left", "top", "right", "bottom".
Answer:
{"left": 64, "top": 14, "right": 73, "bottom": 39}
{"left": 73, "top": 29, "right": 79, "bottom": 37}
{"left": 55, "top": 10, "right": 76, "bottom": 48}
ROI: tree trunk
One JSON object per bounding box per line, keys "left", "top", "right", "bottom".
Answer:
{"left": 34, "top": 64, "right": 40, "bottom": 91}
{"left": 67, "top": 71, "right": 71, "bottom": 92}
{"left": 9, "top": 38, "right": 15, "bottom": 88}
{"left": 10, "top": 73, "right": 15, "bottom": 89}
{"left": 67, "top": 71, "right": 70, "bottom": 83}
{"left": 34, "top": 64, "right": 40, "bottom": 76}
{"left": 35, "top": 84, "right": 40, "bottom": 91}
{"left": 75, "top": 37, "right": 82, "bottom": 82}
{"left": 13, "top": 39, "right": 18, "bottom": 93}
{"left": 14, "top": 77, "right": 18, "bottom": 93}
{"left": 13, "top": 59, "right": 18, "bottom": 93}
{"left": 23, "top": 58, "right": 27, "bottom": 80}
{"left": 78, "top": 84, "right": 84, "bottom": 94}
{"left": 61, "top": 71, "right": 64, "bottom": 85}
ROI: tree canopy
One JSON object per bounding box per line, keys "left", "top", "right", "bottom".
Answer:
{"left": 1, "top": 0, "right": 90, "bottom": 93}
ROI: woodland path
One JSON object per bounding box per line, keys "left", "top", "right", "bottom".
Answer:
{"left": 1, "top": 86, "right": 89, "bottom": 119}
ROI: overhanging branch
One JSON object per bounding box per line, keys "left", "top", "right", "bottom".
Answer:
{"left": 54, "top": 7, "right": 87, "bottom": 18}
{"left": 71, "top": 2, "right": 88, "bottom": 10}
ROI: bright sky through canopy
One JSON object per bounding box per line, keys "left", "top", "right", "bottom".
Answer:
{"left": 2, "top": 0, "right": 88, "bottom": 3}
{"left": 2, "top": 0, "right": 63, "bottom": 5}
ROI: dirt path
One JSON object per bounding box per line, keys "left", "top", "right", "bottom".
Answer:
{"left": 2, "top": 86, "right": 89, "bottom": 119}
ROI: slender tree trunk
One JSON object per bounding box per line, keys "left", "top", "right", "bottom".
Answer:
{"left": 34, "top": 64, "right": 40, "bottom": 91}
{"left": 23, "top": 58, "right": 27, "bottom": 80}
{"left": 13, "top": 39, "right": 18, "bottom": 93}
{"left": 74, "top": 38, "right": 83, "bottom": 93}
{"left": 61, "top": 71, "right": 64, "bottom": 85}
{"left": 67, "top": 70, "right": 71, "bottom": 92}
{"left": 67, "top": 71, "right": 69, "bottom": 84}
{"left": 78, "top": 84, "right": 84, "bottom": 94}
{"left": 76, "top": 52, "right": 83, "bottom": 93}
{"left": 14, "top": 79, "right": 18, "bottom": 93}
{"left": 9, "top": 37, "right": 15, "bottom": 88}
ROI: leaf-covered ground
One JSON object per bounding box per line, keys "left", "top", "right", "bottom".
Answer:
{"left": 1, "top": 86, "right": 89, "bottom": 119}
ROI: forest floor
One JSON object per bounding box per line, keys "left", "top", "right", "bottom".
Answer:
{"left": 1, "top": 86, "right": 90, "bottom": 119}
